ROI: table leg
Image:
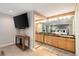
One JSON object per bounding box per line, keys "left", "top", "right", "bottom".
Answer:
{"left": 15, "top": 36, "right": 17, "bottom": 45}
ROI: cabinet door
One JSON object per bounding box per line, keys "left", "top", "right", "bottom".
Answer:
{"left": 44, "top": 35, "right": 48, "bottom": 44}
{"left": 52, "top": 36, "right": 58, "bottom": 47}
{"left": 45, "top": 36, "right": 58, "bottom": 47}
{"left": 66, "top": 38, "right": 75, "bottom": 53}
{"left": 39, "top": 34, "right": 43, "bottom": 42}
{"left": 35, "top": 34, "right": 38, "bottom": 41}
{"left": 58, "top": 37, "right": 66, "bottom": 49}
{"left": 45, "top": 35, "right": 52, "bottom": 45}
{"left": 36, "top": 34, "right": 43, "bottom": 42}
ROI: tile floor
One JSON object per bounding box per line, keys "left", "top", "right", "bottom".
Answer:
{"left": 0, "top": 42, "right": 75, "bottom": 56}
{"left": 34, "top": 42, "right": 75, "bottom": 56}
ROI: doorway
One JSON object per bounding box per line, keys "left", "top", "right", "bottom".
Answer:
{"left": 34, "top": 11, "right": 75, "bottom": 56}
{"left": 34, "top": 11, "right": 47, "bottom": 49}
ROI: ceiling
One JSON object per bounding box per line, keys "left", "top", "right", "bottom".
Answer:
{"left": 34, "top": 14, "right": 43, "bottom": 21}
{"left": 0, "top": 3, "right": 76, "bottom": 17}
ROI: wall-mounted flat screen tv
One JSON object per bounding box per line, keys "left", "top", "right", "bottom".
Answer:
{"left": 14, "top": 13, "right": 29, "bottom": 29}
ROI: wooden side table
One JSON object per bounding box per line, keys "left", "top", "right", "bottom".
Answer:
{"left": 15, "top": 35, "right": 30, "bottom": 51}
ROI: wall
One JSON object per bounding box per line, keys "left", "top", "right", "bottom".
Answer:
{"left": 39, "top": 17, "right": 74, "bottom": 35}
{"left": 75, "top": 4, "right": 79, "bottom": 56}
{"left": 15, "top": 11, "right": 35, "bottom": 49}
{"left": 68, "top": 16, "right": 75, "bottom": 35}
{"left": 36, "top": 23, "right": 43, "bottom": 33}
{"left": 25, "top": 11, "right": 34, "bottom": 49}
{"left": 72, "top": 16, "right": 75, "bottom": 35}
{"left": 14, "top": 11, "right": 35, "bottom": 49}
{"left": 0, "top": 13, "right": 16, "bottom": 47}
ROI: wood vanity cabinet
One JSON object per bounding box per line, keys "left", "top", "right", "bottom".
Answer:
{"left": 57, "top": 37, "right": 66, "bottom": 49}
{"left": 35, "top": 33, "right": 38, "bottom": 41}
{"left": 45, "top": 35, "right": 58, "bottom": 47}
{"left": 44, "top": 35, "right": 75, "bottom": 53}
{"left": 56, "top": 37, "right": 75, "bottom": 53}
{"left": 36, "top": 33, "right": 43, "bottom": 43}
{"left": 36, "top": 33, "right": 75, "bottom": 53}
{"left": 66, "top": 38, "right": 75, "bottom": 53}
{"left": 51, "top": 36, "right": 58, "bottom": 47}
{"left": 44, "top": 35, "right": 48, "bottom": 44}
{"left": 45, "top": 35, "right": 53, "bottom": 45}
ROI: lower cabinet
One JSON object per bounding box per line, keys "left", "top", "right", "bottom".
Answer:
{"left": 44, "top": 35, "right": 75, "bottom": 53}
{"left": 57, "top": 37, "right": 66, "bottom": 49}
{"left": 44, "top": 35, "right": 49, "bottom": 44}
{"left": 51, "top": 36, "right": 58, "bottom": 47}
{"left": 35, "top": 34, "right": 38, "bottom": 41}
{"left": 45, "top": 35, "right": 54, "bottom": 46}
{"left": 36, "top": 33, "right": 75, "bottom": 53}
{"left": 35, "top": 33, "right": 43, "bottom": 43}
{"left": 66, "top": 38, "right": 75, "bottom": 53}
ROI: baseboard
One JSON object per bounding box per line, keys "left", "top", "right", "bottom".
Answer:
{"left": 0, "top": 42, "right": 15, "bottom": 48}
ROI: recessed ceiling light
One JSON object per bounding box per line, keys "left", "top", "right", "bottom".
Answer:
{"left": 9, "top": 10, "right": 13, "bottom": 13}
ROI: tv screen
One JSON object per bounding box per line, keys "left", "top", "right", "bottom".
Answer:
{"left": 14, "top": 13, "right": 29, "bottom": 29}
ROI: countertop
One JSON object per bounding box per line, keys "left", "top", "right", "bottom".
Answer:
{"left": 36, "top": 32, "right": 75, "bottom": 39}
